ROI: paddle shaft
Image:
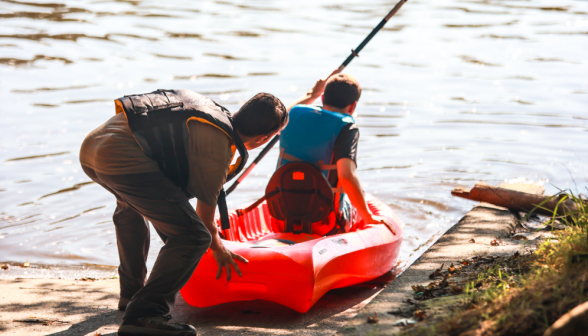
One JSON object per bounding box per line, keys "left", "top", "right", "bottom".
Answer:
{"left": 338, "top": 0, "right": 407, "bottom": 73}
{"left": 225, "top": 0, "right": 407, "bottom": 196}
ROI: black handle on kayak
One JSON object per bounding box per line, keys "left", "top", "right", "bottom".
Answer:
{"left": 226, "top": 134, "right": 280, "bottom": 196}
{"left": 226, "top": 0, "right": 407, "bottom": 196}
{"left": 338, "top": 0, "right": 407, "bottom": 73}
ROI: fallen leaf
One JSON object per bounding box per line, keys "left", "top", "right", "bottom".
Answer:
{"left": 367, "top": 313, "right": 379, "bottom": 324}
{"left": 422, "top": 288, "right": 435, "bottom": 299}
{"left": 1, "top": 264, "right": 9, "bottom": 270}
{"left": 450, "top": 285, "right": 463, "bottom": 294}
{"left": 469, "top": 239, "right": 476, "bottom": 243}
{"left": 78, "top": 277, "right": 97, "bottom": 282}
{"left": 461, "top": 260, "right": 470, "bottom": 266}
{"left": 414, "top": 310, "right": 426, "bottom": 320}
{"left": 490, "top": 239, "right": 500, "bottom": 246}
{"left": 412, "top": 285, "right": 426, "bottom": 293}
{"left": 439, "top": 275, "right": 449, "bottom": 288}
{"left": 429, "top": 264, "right": 444, "bottom": 279}
{"left": 448, "top": 263, "right": 456, "bottom": 273}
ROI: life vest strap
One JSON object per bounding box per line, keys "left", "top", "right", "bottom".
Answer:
{"left": 235, "top": 186, "right": 336, "bottom": 219}
{"left": 278, "top": 152, "right": 337, "bottom": 171}
{"left": 218, "top": 188, "right": 230, "bottom": 231}
{"left": 235, "top": 189, "right": 281, "bottom": 217}
{"left": 332, "top": 187, "right": 345, "bottom": 194}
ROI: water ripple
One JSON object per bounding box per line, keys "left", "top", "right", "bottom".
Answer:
{"left": 0, "top": 0, "right": 586, "bottom": 271}
{"left": 6, "top": 152, "right": 70, "bottom": 162}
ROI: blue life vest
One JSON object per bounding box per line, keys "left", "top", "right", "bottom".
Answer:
{"left": 278, "top": 105, "right": 355, "bottom": 180}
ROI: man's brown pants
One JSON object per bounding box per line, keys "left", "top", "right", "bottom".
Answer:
{"left": 82, "top": 166, "right": 212, "bottom": 320}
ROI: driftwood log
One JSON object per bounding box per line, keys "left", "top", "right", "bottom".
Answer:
{"left": 452, "top": 182, "right": 578, "bottom": 217}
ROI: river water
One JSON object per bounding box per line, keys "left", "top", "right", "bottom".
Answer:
{"left": 1, "top": 0, "right": 587, "bottom": 271}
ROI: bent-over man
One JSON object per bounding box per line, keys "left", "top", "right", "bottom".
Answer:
{"left": 80, "top": 89, "right": 287, "bottom": 336}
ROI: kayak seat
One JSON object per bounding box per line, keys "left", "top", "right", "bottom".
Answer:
{"left": 265, "top": 162, "right": 334, "bottom": 234}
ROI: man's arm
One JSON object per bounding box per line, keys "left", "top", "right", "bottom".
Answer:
{"left": 337, "top": 158, "right": 396, "bottom": 234}
{"left": 186, "top": 122, "right": 249, "bottom": 281}
{"left": 286, "top": 69, "right": 339, "bottom": 112}
{"left": 196, "top": 200, "right": 248, "bottom": 281}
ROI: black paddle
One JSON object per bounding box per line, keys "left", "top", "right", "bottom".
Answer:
{"left": 226, "top": 0, "right": 408, "bottom": 196}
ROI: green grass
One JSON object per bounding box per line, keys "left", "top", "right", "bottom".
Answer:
{"left": 405, "top": 191, "right": 588, "bottom": 336}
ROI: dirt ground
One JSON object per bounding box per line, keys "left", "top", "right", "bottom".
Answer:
{"left": 0, "top": 271, "right": 392, "bottom": 335}
{"left": 337, "top": 201, "right": 551, "bottom": 336}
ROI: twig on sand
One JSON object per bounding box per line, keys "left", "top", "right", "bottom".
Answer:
{"left": 13, "top": 318, "right": 70, "bottom": 325}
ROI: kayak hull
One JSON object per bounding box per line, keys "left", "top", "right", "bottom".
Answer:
{"left": 180, "top": 194, "right": 403, "bottom": 313}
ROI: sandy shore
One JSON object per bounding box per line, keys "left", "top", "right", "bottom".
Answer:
{"left": 0, "top": 278, "right": 121, "bottom": 335}
{"left": 0, "top": 266, "right": 388, "bottom": 335}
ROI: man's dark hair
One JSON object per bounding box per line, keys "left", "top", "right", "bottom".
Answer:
{"left": 233, "top": 93, "right": 288, "bottom": 138}
{"left": 323, "top": 74, "right": 362, "bottom": 109}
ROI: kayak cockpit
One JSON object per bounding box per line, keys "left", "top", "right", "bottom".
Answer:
{"left": 216, "top": 193, "right": 401, "bottom": 246}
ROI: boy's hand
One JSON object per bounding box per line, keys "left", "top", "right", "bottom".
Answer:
{"left": 307, "top": 69, "right": 340, "bottom": 100}
{"left": 364, "top": 214, "right": 396, "bottom": 235}
{"left": 287, "top": 69, "right": 341, "bottom": 111}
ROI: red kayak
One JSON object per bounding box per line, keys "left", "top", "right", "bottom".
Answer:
{"left": 180, "top": 193, "right": 403, "bottom": 313}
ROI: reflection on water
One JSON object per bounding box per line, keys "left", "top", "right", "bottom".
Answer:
{"left": 0, "top": 0, "right": 587, "bottom": 271}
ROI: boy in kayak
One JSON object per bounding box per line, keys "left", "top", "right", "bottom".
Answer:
{"left": 278, "top": 71, "right": 393, "bottom": 235}
{"left": 80, "top": 90, "right": 287, "bottom": 336}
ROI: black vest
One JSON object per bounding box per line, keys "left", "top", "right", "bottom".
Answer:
{"left": 115, "top": 89, "right": 249, "bottom": 197}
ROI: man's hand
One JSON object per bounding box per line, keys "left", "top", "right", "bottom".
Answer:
{"left": 211, "top": 243, "right": 249, "bottom": 281}
{"left": 196, "top": 200, "right": 249, "bottom": 280}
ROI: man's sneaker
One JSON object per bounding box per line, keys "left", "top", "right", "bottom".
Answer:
{"left": 118, "top": 297, "right": 130, "bottom": 311}
{"left": 118, "top": 316, "right": 197, "bottom": 336}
